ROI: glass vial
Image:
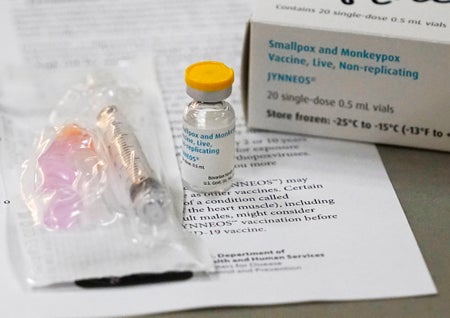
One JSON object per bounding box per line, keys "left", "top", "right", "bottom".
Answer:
{"left": 181, "top": 61, "right": 235, "bottom": 193}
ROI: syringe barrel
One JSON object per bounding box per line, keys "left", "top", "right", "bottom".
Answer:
{"left": 97, "top": 105, "right": 167, "bottom": 224}
{"left": 97, "top": 105, "right": 154, "bottom": 187}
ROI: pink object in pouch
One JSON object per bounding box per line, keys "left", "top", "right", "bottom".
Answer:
{"left": 37, "top": 124, "right": 100, "bottom": 230}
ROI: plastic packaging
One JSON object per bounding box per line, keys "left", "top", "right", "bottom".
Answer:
{"left": 8, "top": 62, "right": 213, "bottom": 287}
{"left": 23, "top": 124, "right": 107, "bottom": 230}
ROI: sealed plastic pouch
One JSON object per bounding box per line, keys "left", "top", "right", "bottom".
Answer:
{"left": 5, "top": 60, "right": 213, "bottom": 287}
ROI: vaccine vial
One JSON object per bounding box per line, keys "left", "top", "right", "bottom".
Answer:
{"left": 181, "top": 61, "right": 235, "bottom": 193}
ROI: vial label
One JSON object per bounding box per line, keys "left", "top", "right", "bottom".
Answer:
{"left": 181, "top": 123, "right": 235, "bottom": 191}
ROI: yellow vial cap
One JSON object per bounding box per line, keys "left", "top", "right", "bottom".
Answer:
{"left": 185, "top": 61, "right": 234, "bottom": 92}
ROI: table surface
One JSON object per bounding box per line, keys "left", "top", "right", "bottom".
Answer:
{"left": 139, "top": 145, "right": 450, "bottom": 318}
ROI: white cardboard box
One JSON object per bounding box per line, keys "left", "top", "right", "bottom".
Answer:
{"left": 242, "top": 0, "right": 450, "bottom": 152}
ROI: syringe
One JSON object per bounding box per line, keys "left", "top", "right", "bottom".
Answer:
{"left": 97, "top": 105, "right": 167, "bottom": 225}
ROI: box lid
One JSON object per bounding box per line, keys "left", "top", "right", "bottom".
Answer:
{"left": 252, "top": 0, "right": 449, "bottom": 44}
